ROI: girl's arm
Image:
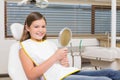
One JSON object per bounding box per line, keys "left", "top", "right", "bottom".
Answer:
{"left": 19, "top": 48, "right": 68, "bottom": 80}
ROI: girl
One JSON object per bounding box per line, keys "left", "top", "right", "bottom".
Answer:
{"left": 19, "top": 12, "right": 120, "bottom": 80}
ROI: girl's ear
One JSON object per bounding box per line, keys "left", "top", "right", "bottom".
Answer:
{"left": 25, "top": 25, "right": 30, "bottom": 31}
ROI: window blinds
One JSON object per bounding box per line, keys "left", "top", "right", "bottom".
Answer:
{"left": 5, "top": 2, "right": 120, "bottom": 38}
{"left": 94, "top": 7, "right": 120, "bottom": 34}
{"left": 6, "top": 2, "right": 91, "bottom": 37}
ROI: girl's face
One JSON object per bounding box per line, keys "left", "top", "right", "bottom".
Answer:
{"left": 26, "top": 19, "right": 46, "bottom": 41}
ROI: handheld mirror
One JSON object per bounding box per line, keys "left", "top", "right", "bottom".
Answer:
{"left": 58, "top": 28, "right": 72, "bottom": 47}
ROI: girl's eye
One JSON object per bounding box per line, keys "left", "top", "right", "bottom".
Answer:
{"left": 42, "top": 26, "right": 46, "bottom": 28}
{"left": 33, "top": 25, "right": 46, "bottom": 28}
{"left": 34, "top": 26, "right": 39, "bottom": 28}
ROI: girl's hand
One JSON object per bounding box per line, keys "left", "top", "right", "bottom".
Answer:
{"left": 53, "top": 47, "right": 68, "bottom": 61}
{"left": 60, "top": 57, "right": 69, "bottom": 67}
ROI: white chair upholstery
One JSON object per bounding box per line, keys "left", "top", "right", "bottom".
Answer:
{"left": 8, "top": 23, "right": 28, "bottom": 80}
{"left": 10, "top": 23, "right": 24, "bottom": 41}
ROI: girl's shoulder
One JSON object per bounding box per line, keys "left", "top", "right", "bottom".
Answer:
{"left": 45, "top": 39, "right": 56, "bottom": 45}
{"left": 45, "top": 40, "right": 58, "bottom": 49}
{"left": 20, "top": 39, "right": 31, "bottom": 43}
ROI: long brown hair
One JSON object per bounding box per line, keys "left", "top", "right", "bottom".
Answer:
{"left": 20, "top": 12, "right": 47, "bottom": 42}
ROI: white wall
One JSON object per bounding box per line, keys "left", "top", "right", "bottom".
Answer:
{"left": 0, "top": 0, "right": 16, "bottom": 74}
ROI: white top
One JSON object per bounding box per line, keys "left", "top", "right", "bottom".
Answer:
{"left": 21, "top": 39, "right": 80, "bottom": 80}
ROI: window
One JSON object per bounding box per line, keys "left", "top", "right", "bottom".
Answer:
{"left": 5, "top": 1, "right": 91, "bottom": 38}
{"left": 92, "top": 5, "right": 120, "bottom": 34}
{"left": 5, "top": 1, "right": 120, "bottom": 38}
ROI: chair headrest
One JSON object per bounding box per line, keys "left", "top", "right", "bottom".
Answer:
{"left": 10, "top": 23, "right": 24, "bottom": 41}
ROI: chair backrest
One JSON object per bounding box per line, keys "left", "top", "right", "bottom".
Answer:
{"left": 8, "top": 23, "right": 28, "bottom": 80}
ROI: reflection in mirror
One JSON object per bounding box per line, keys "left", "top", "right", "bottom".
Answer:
{"left": 58, "top": 28, "right": 72, "bottom": 47}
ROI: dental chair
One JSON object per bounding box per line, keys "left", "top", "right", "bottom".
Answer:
{"left": 81, "top": 46, "right": 120, "bottom": 70}
{"left": 8, "top": 23, "right": 28, "bottom": 80}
